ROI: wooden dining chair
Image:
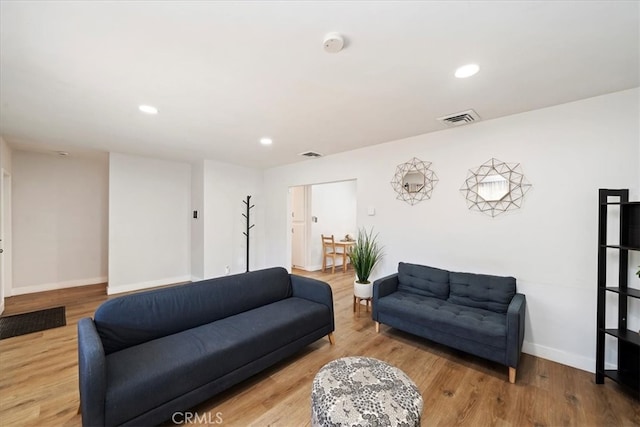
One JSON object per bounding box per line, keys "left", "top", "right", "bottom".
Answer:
{"left": 321, "top": 234, "right": 338, "bottom": 274}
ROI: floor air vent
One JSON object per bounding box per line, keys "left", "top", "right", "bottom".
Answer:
{"left": 437, "top": 109, "right": 481, "bottom": 127}
{"left": 299, "top": 151, "right": 323, "bottom": 158}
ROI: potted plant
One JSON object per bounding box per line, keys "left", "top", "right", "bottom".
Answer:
{"left": 349, "top": 227, "right": 384, "bottom": 299}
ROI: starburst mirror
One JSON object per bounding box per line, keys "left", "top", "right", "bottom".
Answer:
{"left": 391, "top": 157, "right": 439, "bottom": 205}
{"left": 460, "top": 158, "right": 532, "bottom": 217}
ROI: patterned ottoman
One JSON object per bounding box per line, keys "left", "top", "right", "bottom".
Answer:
{"left": 311, "top": 356, "right": 423, "bottom": 427}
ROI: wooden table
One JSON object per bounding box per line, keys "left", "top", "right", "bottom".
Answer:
{"left": 334, "top": 240, "right": 355, "bottom": 272}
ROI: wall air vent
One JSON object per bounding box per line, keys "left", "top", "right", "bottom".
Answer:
{"left": 436, "top": 109, "right": 481, "bottom": 127}
{"left": 299, "top": 151, "right": 323, "bottom": 158}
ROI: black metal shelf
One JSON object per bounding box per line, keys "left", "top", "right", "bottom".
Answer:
{"left": 602, "top": 201, "right": 640, "bottom": 206}
{"left": 603, "top": 328, "right": 640, "bottom": 346}
{"left": 602, "top": 244, "right": 640, "bottom": 251}
{"left": 604, "top": 287, "right": 640, "bottom": 299}
{"left": 596, "top": 189, "right": 639, "bottom": 397}
{"left": 602, "top": 370, "right": 640, "bottom": 393}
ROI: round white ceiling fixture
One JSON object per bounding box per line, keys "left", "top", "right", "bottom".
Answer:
{"left": 260, "top": 137, "right": 273, "bottom": 146}
{"left": 323, "top": 32, "right": 344, "bottom": 53}
{"left": 455, "top": 64, "right": 480, "bottom": 78}
{"left": 138, "top": 105, "right": 158, "bottom": 114}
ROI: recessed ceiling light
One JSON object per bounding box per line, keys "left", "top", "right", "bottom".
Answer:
{"left": 56, "top": 151, "right": 70, "bottom": 156}
{"left": 455, "top": 64, "right": 480, "bottom": 78}
{"left": 138, "top": 105, "right": 158, "bottom": 114}
{"left": 260, "top": 137, "right": 273, "bottom": 145}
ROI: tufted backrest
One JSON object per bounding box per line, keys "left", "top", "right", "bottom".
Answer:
{"left": 397, "top": 262, "right": 450, "bottom": 299}
{"left": 94, "top": 267, "right": 292, "bottom": 354}
{"left": 448, "top": 271, "right": 516, "bottom": 313}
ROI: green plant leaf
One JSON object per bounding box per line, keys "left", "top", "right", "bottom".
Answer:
{"left": 348, "top": 227, "right": 384, "bottom": 283}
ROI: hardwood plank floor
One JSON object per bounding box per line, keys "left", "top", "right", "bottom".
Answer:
{"left": 0, "top": 269, "right": 638, "bottom": 426}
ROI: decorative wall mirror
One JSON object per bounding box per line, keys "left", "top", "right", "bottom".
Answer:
{"left": 460, "top": 158, "right": 532, "bottom": 217}
{"left": 391, "top": 157, "right": 438, "bottom": 205}
{"left": 478, "top": 174, "right": 509, "bottom": 201}
{"left": 403, "top": 172, "right": 425, "bottom": 193}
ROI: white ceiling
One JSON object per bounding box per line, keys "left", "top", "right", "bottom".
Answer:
{"left": 1, "top": 1, "right": 638, "bottom": 168}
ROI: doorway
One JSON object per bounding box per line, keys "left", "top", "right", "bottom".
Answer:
{"left": 289, "top": 180, "right": 357, "bottom": 271}
{"left": 290, "top": 186, "right": 309, "bottom": 269}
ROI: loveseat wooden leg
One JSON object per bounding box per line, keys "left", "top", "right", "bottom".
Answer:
{"left": 375, "top": 322, "right": 380, "bottom": 333}
{"left": 509, "top": 367, "right": 516, "bottom": 384}
{"left": 328, "top": 333, "right": 335, "bottom": 345}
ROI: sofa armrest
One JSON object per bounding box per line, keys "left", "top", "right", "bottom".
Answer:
{"left": 290, "top": 274, "right": 335, "bottom": 331}
{"left": 372, "top": 273, "right": 399, "bottom": 321}
{"left": 506, "top": 293, "right": 526, "bottom": 368}
{"left": 78, "top": 317, "right": 107, "bottom": 427}
{"left": 373, "top": 273, "right": 399, "bottom": 300}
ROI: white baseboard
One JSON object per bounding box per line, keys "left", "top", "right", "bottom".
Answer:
{"left": 300, "top": 264, "right": 322, "bottom": 272}
{"left": 190, "top": 275, "right": 203, "bottom": 282}
{"left": 10, "top": 276, "right": 108, "bottom": 296}
{"left": 301, "top": 263, "right": 348, "bottom": 272}
{"left": 522, "top": 340, "right": 595, "bottom": 373}
{"left": 107, "top": 275, "right": 191, "bottom": 295}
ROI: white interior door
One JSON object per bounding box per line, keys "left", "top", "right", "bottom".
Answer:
{"left": 291, "top": 186, "right": 307, "bottom": 269}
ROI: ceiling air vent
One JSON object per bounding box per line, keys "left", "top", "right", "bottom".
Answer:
{"left": 437, "top": 109, "right": 481, "bottom": 127}
{"left": 299, "top": 151, "right": 323, "bottom": 158}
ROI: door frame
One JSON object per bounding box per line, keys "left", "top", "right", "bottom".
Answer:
{"left": 0, "top": 168, "right": 11, "bottom": 314}
{"left": 290, "top": 185, "right": 312, "bottom": 270}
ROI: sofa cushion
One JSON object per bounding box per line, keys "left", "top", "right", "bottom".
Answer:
{"left": 103, "top": 296, "right": 331, "bottom": 426}
{"left": 448, "top": 271, "right": 515, "bottom": 313}
{"left": 376, "top": 291, "right": 506, "bottom": 349}
{"left": 397, "top": 262, "right": 450, "bottom": 300}
{"left": 95, "top": 267, "right": 292, "bottom": 354}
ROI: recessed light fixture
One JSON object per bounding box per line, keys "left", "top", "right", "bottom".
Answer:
{"left": 56, "top": 151, "right": 70, "bottom": 156}
{"left": 260, "top": 137, "right": 273, "bottom": 146}
{"left": 454, "top": 64, "right": 480, "bottom": 78}
{"left": 138, "top": 105, "right": 159, "bottom": 114}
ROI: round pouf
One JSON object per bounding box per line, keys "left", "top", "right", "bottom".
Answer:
{"left": 311, "top": 356, "right": 423, "bottom": 427}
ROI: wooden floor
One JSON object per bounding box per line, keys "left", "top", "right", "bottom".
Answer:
{"left": 0, "top": 269, "right": 638, "bottom": 426}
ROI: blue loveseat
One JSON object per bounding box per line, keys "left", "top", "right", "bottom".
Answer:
{"left": 77, "top": 267, "right": 335, "bottom": 426}
{"left": 372, "top": 262, "right": 526, "bottom": 383}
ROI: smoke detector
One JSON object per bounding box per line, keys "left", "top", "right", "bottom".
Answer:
{"left": 323, "top": 32, "right": 344, "bottom": 53}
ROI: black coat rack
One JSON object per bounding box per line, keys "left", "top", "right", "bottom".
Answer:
{"left": 242, "top": 195, "right": 255, "bottom": 272}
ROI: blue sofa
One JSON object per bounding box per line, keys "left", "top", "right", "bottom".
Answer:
{"left": 372, "top": 262, "right": 526, "bottom": 383}
{"left": 77, "top": 267, "right": 335, "bottom": 426}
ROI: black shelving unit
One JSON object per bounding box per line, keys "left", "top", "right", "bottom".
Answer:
{"left": 596, "top": 189, "right": 640, "bottom": 397}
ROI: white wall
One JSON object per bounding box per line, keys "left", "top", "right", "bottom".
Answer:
{"left": 12, "top": 150, "right": 108, "bottom": 294}
{"left": 1, "top": 137, "right": 12, "bottom": 174}
{"left": 203, "top": 159, "right": 264, "bottom": 277}
{"left": 309, "top": 180, "right": 357, "bottom": 270}
{"left": 0, "top": 137, "right": 12, "bottom": 314}
{"left": 108, "top": 153, "right": 191, "bottom": 294}
{"left": 264, "top": 88, "right": 640, "bottom": 373}
{"left": 191, "top": 160, "right": 205, "bottom": 281}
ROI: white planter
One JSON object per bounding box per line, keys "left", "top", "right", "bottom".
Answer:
{"left": 353, "top": 280, "right": 373, "bottom": 299}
